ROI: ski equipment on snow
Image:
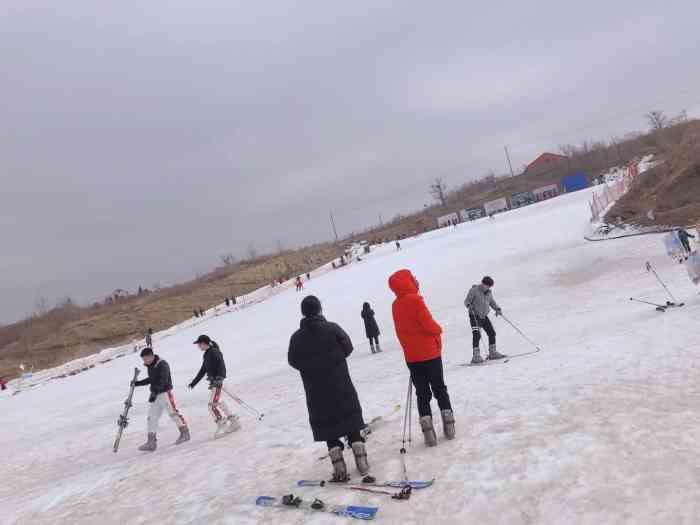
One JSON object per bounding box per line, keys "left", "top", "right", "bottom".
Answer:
{"left": 400, "top": 376, "right": 413, "bottom": 482}
{"left": 256, "top": 495, "right": 378, "bottom": 520}
{"left": 113, "top": 367, "right": 140, "bottom": 453}
{"left": 298, "top": 478, "right": 434, "bottom": 490}
{"left": 629, "top": 297, "right": 668, "bottom": 312}
{"left": 462, "top": 348, "right": 542, "bottom": 366}
{"left": 645, "top": 261, "right": 683, "bottom": 306}
{"left": 222, "top": 386, "right": 264, "bottom": 420}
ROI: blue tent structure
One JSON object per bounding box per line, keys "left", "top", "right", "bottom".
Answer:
{"left": 561, "top": 172, "right": 590, "bottom": 193}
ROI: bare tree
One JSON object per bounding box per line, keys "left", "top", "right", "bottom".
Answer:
{"left": 429, "top": 177, "right": 447, "bottom": 207}
{"left": 645, "top": 110, "right": 668, "bottom": 132}
{"left": 220, "top": 253, "right": 237, "bottom": 266}
{"left": 33, "top": 294, "right": 49, "bottom": 316}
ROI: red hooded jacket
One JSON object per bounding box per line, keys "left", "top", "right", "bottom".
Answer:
{"left": 389, "top": 269, "right": 442, "bottom": 363}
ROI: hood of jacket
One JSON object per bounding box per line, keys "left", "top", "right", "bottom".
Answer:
{"left": 389, "top": 269, "right": 418, "bottom": 298}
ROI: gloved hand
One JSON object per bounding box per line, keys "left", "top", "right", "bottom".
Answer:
{"left": 495, "top": 309, "right": 503, "bottom": 317}
{"left": 130, "top": 380, "right": 135, "bottom": 387}
{"left": 148, "top": 392, "right": 156, "bottom": 403}
{"left": 188, "top": 383, "right": 195, "bottom": 390}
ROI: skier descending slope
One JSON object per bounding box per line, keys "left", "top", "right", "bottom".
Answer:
{"left": 133, "top": 348, "right": 190, "bottom": 451}
{"left": 288, "top": 295, "right": 370, "bottom": 481}
{"left": 465, "top": 276, "right": 506, "bottom": 364}
{"left": 189, "top": 335, "right": 240, "bottom": 438}
{"left": 389, "top": 269, "right": 455, "bottom": 447}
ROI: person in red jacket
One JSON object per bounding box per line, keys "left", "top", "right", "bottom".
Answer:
{"left": 389, "top": 269, "right": 455, "bottom": 447}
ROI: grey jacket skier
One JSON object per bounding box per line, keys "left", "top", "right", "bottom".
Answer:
{"left": 464, "top": 276, "right": 506, "bottom": 364}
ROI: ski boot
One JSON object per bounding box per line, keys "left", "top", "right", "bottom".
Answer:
{"left": 225, "top": 415, "right": 241, "bottom": 434}
{"left": 471, "top": 348, "right": 484, "bottom": 365}
{"left": 351, "top": 442, "right": 370, "bottom": 476}
{"left": 488, "top": 344, "right": 506, "bottom": 360}
{"left": 375, "top": 343, "right": 382, "bottom": 353}
{"left": 441, "top": 409, "right": 456, "bottom": 440}
{"left": 214, "top": 419, "right": 229, "bottom": 439}
{"left": 138, "top": 432, "right": 157, "bottom": 452}
{"left": 420, "top": 415, "right": 438, "bottom": 447}
{"left": 370, "top": 342, "right": 376, "bottom": 354}
{"left": 328, "top": 446, "right": 349, "bottom": 482}
{"left": 175, "top": 426, "right": 190, "bottom": 445}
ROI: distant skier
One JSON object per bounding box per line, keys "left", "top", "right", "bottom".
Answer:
{"left": 361, "top": 302, "right": 382, "bottom": 353}
{"left": 193, "top": 309, "right": 199, "bottom": 318}
{"left": 0, "top": 376, "right": 7, "bottom": 391}
{"left": 145, "top": 328, "right": 153, "bottom": 348}
{"left": 389, "top": 269, "right": 455, "bottom": 447}
{"left": 189, "top": 335, "right": 240, "bottom": 437}
{"left": 395, "top": 240, "right": 401, "bottom": 251}
{"left": 306, "top": 272, "right": 311, "bottom": 280}
{"left": 225, "top": 298, "right": 230, "bottom": 307}
{"left": 295, "top": 276, "right": 304, "bottom": 292}
{"left": 199, "top": 308, "right": 205, "bottom": 317}
{"left": 288, "top": 295, "right": 370, "bottom": 481}
{"left": 677, "top": 228, "right": 695, "bottom": 258}
{"left": 465, "top": 276, "right": 506, "bottom": 364}
{"left": 133, "top": 348, "right": 190, "bottom": 451}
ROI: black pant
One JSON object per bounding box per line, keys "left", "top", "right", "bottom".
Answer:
{"left": 469, "top": 312, "right": 496, "bottom": 347}
{"left": 327, "top": 430, "right": 364, "bottom": 451}
{"left": 407, "top": 357, "right": 451, "bottom": 417}
{"left": 680, "top": 238, "right": 691, "bottom": 254}
{"left": 368, "top": 336, "right": 379, "bottom": 346}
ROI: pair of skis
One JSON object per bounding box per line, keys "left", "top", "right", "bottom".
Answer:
{"left": 256, "top": 479, "right": 434, "bottom": 520}
{"left": 461, "top": 348, "right": 541, "bottom": 367}
{"left": 113, "top": 368, "right": 140, "bottom": 453}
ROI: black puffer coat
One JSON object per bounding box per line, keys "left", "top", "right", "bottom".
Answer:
{"left": 288, "top": 315, "right": 365, "bottom": 441}
{"left": 361, "top": 303, "right": 380, "bottom": 339}
{"left": 189, "top": 341, "right": 227, "bottom": 388}
{"left": 134, "top": 356, "right": 173, "bottom": 401}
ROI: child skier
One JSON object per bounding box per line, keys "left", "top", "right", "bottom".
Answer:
{"left": 465, "top": 276, "right": 506, "bottom": 364}
{"left": 133, "top": 348, "right": 190, "bottom": 451}
{"left": 361, "top": 302, "right": 382, "bottom": 353}
{"left": 389, "top": 269, "right": 455, "bottom": 447}
{"left": 189, "top": 335, "right": 240, "bottom": 437}
{"left": 288, "top": 295, "right": 370, "bottom": 481}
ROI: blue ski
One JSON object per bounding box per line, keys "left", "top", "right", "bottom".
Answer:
{"left": 256, "top": 495, "right": 378, "bottom": 520}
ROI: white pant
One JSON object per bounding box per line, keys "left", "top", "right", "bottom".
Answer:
{"left": 208, "top": 385, "right": 233, "bottom": 423}
{"left": 147, "top": 391, "right": 187, "bottom": 434}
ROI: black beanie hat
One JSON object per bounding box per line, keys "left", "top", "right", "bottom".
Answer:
{"left": 140, "top": 347, "right": 154, "bottom": 357}
{"left": 482, "top": 276, "right": 494, "bottom": 286}
{"left": 301, "top": 295, "right": 322, "bottom": 317}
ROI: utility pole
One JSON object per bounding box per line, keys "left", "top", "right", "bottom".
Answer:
{"left": 329, "top": 211, "right": 339, "bottom": 243}
{"left": 378, "top": 213, "right": 384, "bottom": 227}
{"left": 504, "top": 146, "right": 515, "bottom": 177}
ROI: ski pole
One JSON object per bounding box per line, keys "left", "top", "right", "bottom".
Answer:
{"left": 645, "top": 261, "right": 678, "bottom": 303}
{"left": 400, "top": 376, "right": 413, "bottom": 482}
{"left": 222, "top": 386, "right": 265, "bottom": 420}
{"left": 500, "top": 314, "right": 542, "bottom": 352}
{"left": 629, "top": 297, "right": 666, "bottom": 311}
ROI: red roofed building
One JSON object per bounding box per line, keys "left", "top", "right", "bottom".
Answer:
{"left": 524, "top": 152, "right": 568, "bottom": 176}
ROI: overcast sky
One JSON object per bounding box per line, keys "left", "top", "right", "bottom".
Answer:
{"left": 1, "top": 1, "right": 699, "bottom": 323}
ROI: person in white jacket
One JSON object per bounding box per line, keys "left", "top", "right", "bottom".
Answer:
{"left": 464, "top": 276, "right": 506, "bottom": 364}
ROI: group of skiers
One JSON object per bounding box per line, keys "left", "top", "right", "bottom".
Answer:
{"left": 129, "top": 269, "right": 505, "bottom": 485}
{"left": 286, "top": 270, "right": 502, "bottom": 480}
{"left": 131, "top": 335, "right": 239, "bottom": 451}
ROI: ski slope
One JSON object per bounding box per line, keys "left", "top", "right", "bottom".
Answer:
{"left": 2, "top": 188, "right": 700, "bottom": 524}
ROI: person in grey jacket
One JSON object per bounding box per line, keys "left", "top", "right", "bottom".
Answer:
{"left": 464, "top": 276, "right": 506, "bottom": 364}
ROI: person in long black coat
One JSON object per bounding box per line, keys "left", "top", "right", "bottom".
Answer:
{"left": 288, "top": 295, "right": 370, "bottom": 480}
{"left": 361, "top": 302, "right": 382, "bottom": 353}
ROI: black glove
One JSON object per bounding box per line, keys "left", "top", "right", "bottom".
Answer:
{"left": 130, "top": 380, "right": 135, "bottom": 387}
{"left": 148, "top": 392, "right": 156, "bottom": 403}
{"left": 495, "top": 309, "right": 503, "bottom": 317}
{"left": 188, "top": 382, "right": 195, "bottom": 390}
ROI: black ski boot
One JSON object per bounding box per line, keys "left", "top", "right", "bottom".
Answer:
{"left": 471, "top": 348, "right": 484, "bottom": 364}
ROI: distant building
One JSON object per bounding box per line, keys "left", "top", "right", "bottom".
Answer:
{"left": 533, "top": 184, "right": 559, "bottom": 201}
{"left": 460, "top": 207, "right": 484, "bottom": 221}
{"left": 524, "top": 152, "right": 568, "bottom": 176}
{"left": 510, "top": 191, "right": 535, "bottom": 209}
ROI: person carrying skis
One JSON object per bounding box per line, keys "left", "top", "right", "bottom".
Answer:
{"left": 133, "top": 348, "right": 190, "bottom": 451}
{"left": 677, "top": 228, "right": 695, "bottom": 258}
{"left": 288, "top": 295, "right": 370, "bottom": 481}
{"left": 189, "top": 335, "right": 240, "bottom": 437}
{"left": 361, "top": 302, "right": 382, "bottom": 353}
{"left": 389, "top": 269, "right": 455, "bottom": 447}
{"left": 465, "top": 276, "right": 506, "bottom": 364}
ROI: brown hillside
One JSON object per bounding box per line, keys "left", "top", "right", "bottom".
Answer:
{"left": 605, "top": 121, "right": 700, "bottom": 227}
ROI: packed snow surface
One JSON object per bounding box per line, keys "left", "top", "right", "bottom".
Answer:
{"left": 2, "top": 188, "right": 699, "bottom": 524}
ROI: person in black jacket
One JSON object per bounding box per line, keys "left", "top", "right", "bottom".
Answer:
{"left": 189, "top": 335, "right": 239, "bottom": 437}
{"left": 288, "top": 295, "right": 370, "bottom": 481}
{"left": 133, "top": 348, "right": 189, "bottom": 451}
{"left": 361, "top": 302, "right": 382, "bottom": 353}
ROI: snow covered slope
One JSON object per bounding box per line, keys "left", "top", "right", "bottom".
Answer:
{"left": 2, "top": 189, "right": 700, "bottom": 524}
